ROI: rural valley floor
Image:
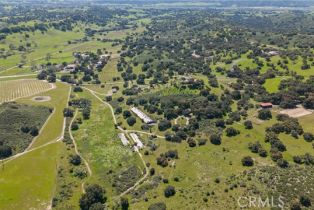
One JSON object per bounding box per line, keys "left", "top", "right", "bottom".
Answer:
{"left": 0, "top": 1, "right": 314, "bottom": 210}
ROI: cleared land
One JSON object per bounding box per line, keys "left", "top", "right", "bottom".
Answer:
{"left": 0, "top": 79, "right": 54, "bottom": 103}
{"left": 280, "top": 107, "right": 313, "bottom": 118}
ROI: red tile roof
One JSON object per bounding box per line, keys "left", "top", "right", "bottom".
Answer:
{"left": 260, "top": 102, "right": 273, "bottom": 107}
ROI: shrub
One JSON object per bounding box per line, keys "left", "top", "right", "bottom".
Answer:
{"left": 105, "top": 96, "right": 112, "bottom": 101}
{"left": 127, "top": 117, "right": 136, "bottom": 126}
{"left": 82, "top": 108, "right": 90, "bottom": 120}
{"left": 120, "top": 197, "right": 129, "bottom": 210}
{"left": 158, "top": 120, "right": 172, "bottom": 131}
{"left": 63, "top": 108, "right": 74, "bottom": 117}
{"left": 71, "top": 122, "right": 79, "bottom": 131}
{"left": 277, "top": 159, "right": 289, "bottom": 168}
{"left": 198, "top": 139, "right": 207, "bottom": 146}
{"left": 210, "top": 134, "right": 221, "bottom": 145}
{"left": 244, "top": 120, "right": 253, "bottom": 129}
{"left": 73, "top": 86, "right": 83, "bottom": 92}
{"left": 69, "top": 154, "right": 81, "bottom": 166}
{"left": 0, "top": 145, "right": 12, "bottom": 158}
{"left": 303, "top": 132, "right": 314, "bottom": 142}
{"left": 150, "top": 168, "right": 155, "bottom": 176}
{"left": 258, "top": 149, "right": 268, "bottom": 157}
{"left": 123, "top": 110, "right": 131, "bottom": 119}
{"left": 300, "top": 195, "right": 311, "bottom": 207}
{"left": 29, "top": 126, "right": 39, "bottom": 136}
{"left": 226, "top": 127, "right": 240, "bottom": 137}
{"left": 241, "top": 156, "right": 254, "bottom": 166}
{"left": 187, "top": 138, "right": 196, "bottom": 147}
{"left": 164, "top": 185, "right": 176, "bottom": 198}
{"left": 258, "top": 109, "right": 272, "bottom": 120}
{"left": 79, "top": 184, "right": 106, "bottom": 210}
{"left": 157, "top": 156, "right": 168, "bottom": 167}
{"left": 73, "top": 167, "right": 87, "bottom": 179}
{"left": 148, "top": 202, "right": 167, "bottom": 210}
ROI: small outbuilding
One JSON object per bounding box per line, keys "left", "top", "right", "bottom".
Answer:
{"left": 118, "top": 133, "right": 129, "bottom": 146}
{"left": 260, "top": 102, "right": 273, "bottom": 109}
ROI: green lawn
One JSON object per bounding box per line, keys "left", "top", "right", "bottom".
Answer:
{"left": 263, "top": 77, "right": 282, "bottom": 93}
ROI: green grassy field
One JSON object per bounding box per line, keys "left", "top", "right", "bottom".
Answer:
{"left": 72, "top": 90, "right": 143, "bottom": 202}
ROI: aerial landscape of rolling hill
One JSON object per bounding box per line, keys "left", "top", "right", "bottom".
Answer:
{"left": 0, "top": 0, "right": 314, "bottom": 209}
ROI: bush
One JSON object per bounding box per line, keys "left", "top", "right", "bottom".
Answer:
{"left": 187, "top": 138, "right": 196, "bottom": 147}
{"left": 63, "top": 108, "right": 74, "bottom": 117}
{"left": 164, "top": 185, "right": 176, "bottom": 198}
{"left": 71, "top": 122, "right": 79, "bottom": 131}
{"left": 73, "top": 167, "right": 87, "bottom": 179}
{"left": 290, "top": 201, "right": 301, "bottom": 210}
{"left": 244, "top": 120, "right": 253, "bottom": 129}
{"left": 258, "top": 109, "right": 272, "bottom": 120}
{"left": 198, "top": 139, "right": 207, "bottom": 146}
{"left": 303, "top": 132, "right": 314, "bottom": 142}
{"left": 105, "top": 96, "right": 112, "bottom": 101}
{"left": 210, "top": 134, "right": 221, "bottom": 145}
{"left": 79, "top": 184, "right": 106, "bottom": 210}
{"left": 73, "top": 86, "right": 83, "bottom": 92}
{"left": 82, "top": 108, "right": 90, "bottom": 120}
{"left": 258, "top": 149, "right": 268, "bottom": 157}
{"left": 148, "top": 202, "right": 167, "bottom": 210}
{"left": 123, "top": 110, "right": 131, "bottom": 119}
{"left": 157, "top": 156, "right": 168, "bottom": 167}
{"left": 115, "top": 107, "right": 122, "bottom": 114}
{"left": 150, "top": 168, "right": 155, "bottom": 176}
{"left": 89, "top": 203, "right": 103, "bottom": 210}
{"left": 0, "top": 145, "right": 12, "bottom": 158}
{"left": 300, "top": 195, "right": 311, "bottom": 207}
{"left": 277, "top": 159, "right": 289, "bottom": 168}
{"left": 127, "top": 117, "right": 136, "bottom": 126}
{"left": 158, "top": 120, "right": 172, "bottom": 131}
{"left": 241, "top": 156, "right": 254, "bottom": 166}
{"left": 120, "top": 197, "right": 129, "bottom": 210}
{"left": 226, "top": 127, "right": 240, "bottom": 137}
{"left": 29, "top": 126, "right": 39, "bottom": 136}
{"left": 69, "top": 154, "right": 81, "bottom": 166}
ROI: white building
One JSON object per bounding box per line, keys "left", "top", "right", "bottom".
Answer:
{"left": 100, "top": 54, "right": 111, "bottom": 61}
{"left": 118, "top": 133, "right": 129, "bottom": 146}
{"left": 131, "top": 107, "right": 155, "bottom": 124}
{"left": 267, "top": 51, "right": 279, "bottom": 56}
{"left": 64, "top": 64, "right": 76, "bottom": 72}
{"left": 130, "top": 133, "right": 144, "bottom": 149}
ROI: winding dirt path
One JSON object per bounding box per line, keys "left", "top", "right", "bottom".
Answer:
{"left": 69, "top": 109, "right": 92, "bottom": 176}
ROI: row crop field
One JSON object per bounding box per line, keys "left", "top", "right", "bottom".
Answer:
{"left": 0, "top": 79, "right": 54, "bottom": 103}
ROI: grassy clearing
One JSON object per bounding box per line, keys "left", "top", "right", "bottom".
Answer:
{"left": 72, "top": 90, "right": 143, "bottom": 200}
{"left": 98, "top": 59, "right": 121, "bottom": 83}
{"left": 263, "top": 77, "right": 282, "bottom": 93}
{"left": 0, "top": 141, "right": 63, "bottom": 210}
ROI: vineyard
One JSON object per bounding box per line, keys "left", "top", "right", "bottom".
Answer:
{"left": 0, "top": 79, "right": 54, "bottom": 103}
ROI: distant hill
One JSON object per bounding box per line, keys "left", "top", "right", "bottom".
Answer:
{"left": 2, "top": 0, "right": 314, "bottom": 8}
